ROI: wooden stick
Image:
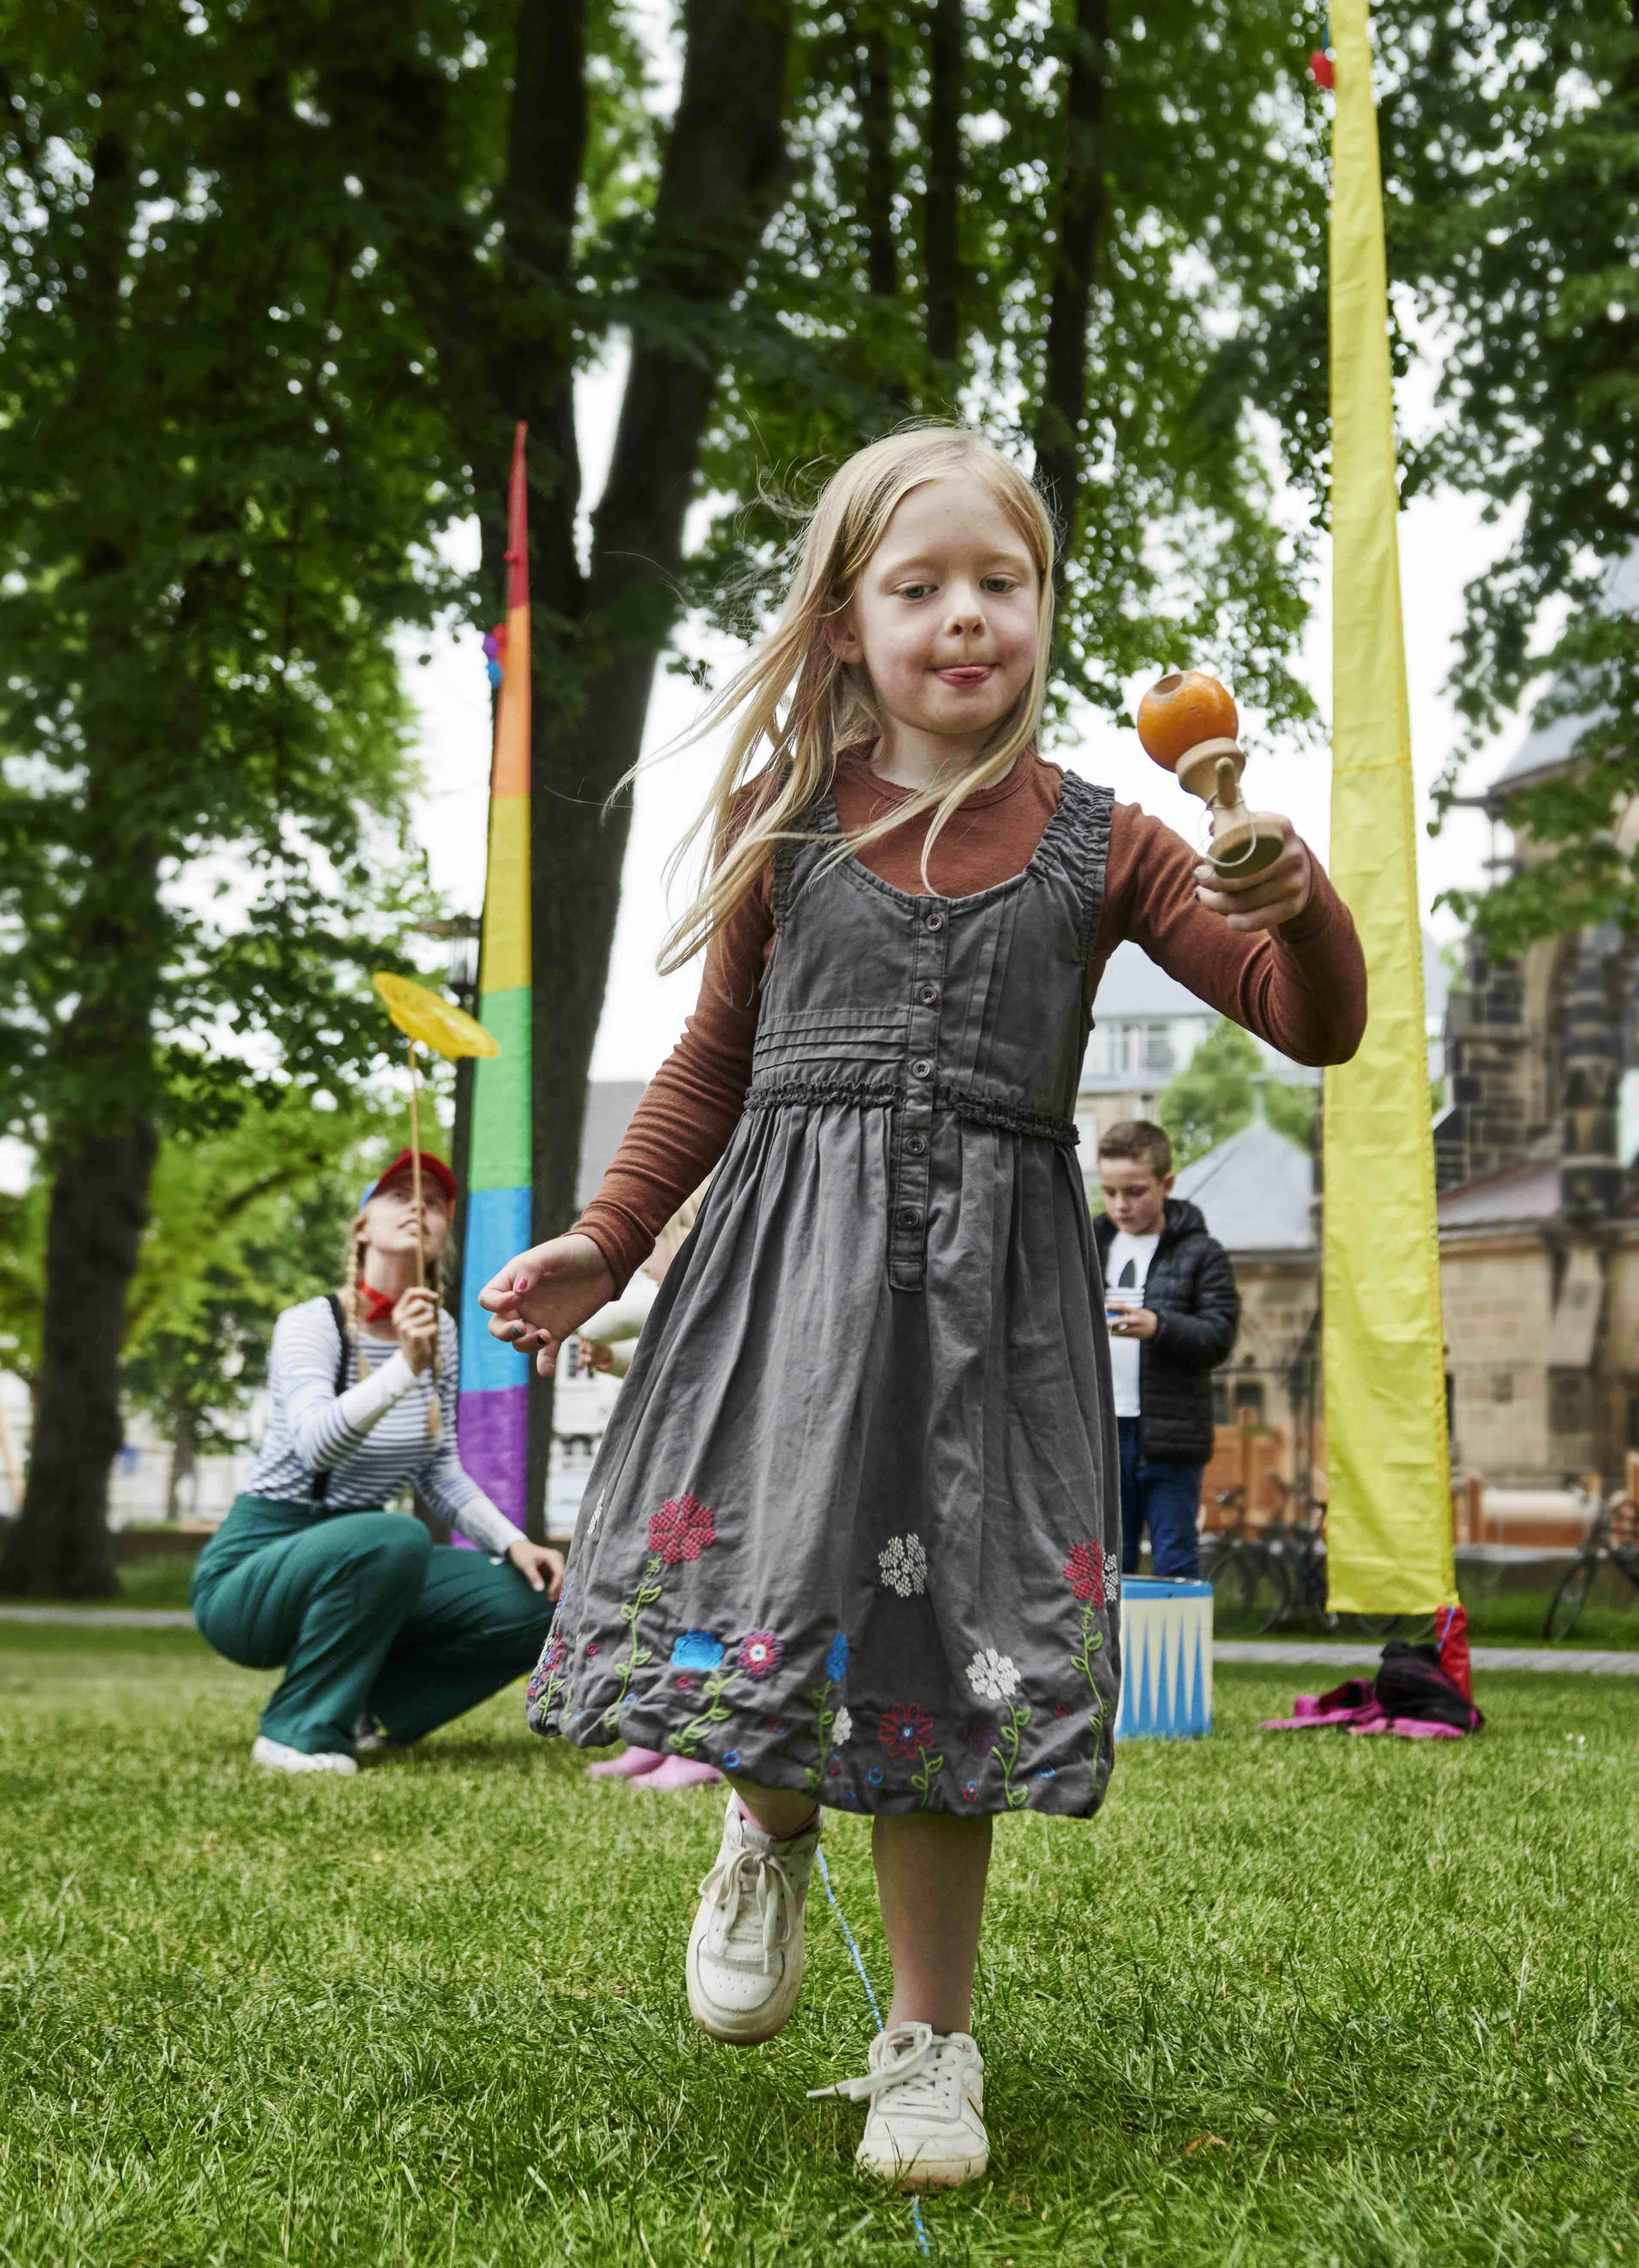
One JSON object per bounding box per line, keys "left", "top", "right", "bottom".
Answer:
{"left": 407, "top": 1036, "right": 440, "bottom": 1437}
{"left": 407, "top": 1037, "right": 425, "bottom": 1289}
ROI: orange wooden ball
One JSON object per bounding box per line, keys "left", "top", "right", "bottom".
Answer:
{"left": 1135, "top": 670, "right": 1239, "bottom": 772}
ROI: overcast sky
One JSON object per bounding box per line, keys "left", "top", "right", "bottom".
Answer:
{"left": 405, "top": 363, "right": 1519, "bottom": 1085}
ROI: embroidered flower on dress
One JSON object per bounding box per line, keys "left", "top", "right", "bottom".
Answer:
{"left": 1062, "top": 1541, "right": 1105, "bottom": 1609}
{"left": 827, "top": 1756, "right": 843, "bottom": 1777}
{"left": 831, "top": 1705, "right": 854, "bottom": 1748}
{"left": 738, "top": 1630, "right": 783, "bottom": 1679}
{"left": 965, "top": 1715, "right": 1000, "bottom": 1757}
{"left": 648, "top": 1493, "right": 717, "bottom": 1566}
{"left": 877, "top": 1533, "right": 929, "bottom": 1597}
{"left": 670, "top": 1629, "right": 725, "bottom": 1672}
{"left": 763, "top": 1716, "right": 787, "bottom": 1735}
{"left": 826, "top": 1631, "right": 850, "bottom": 1682}
{"left": 1104, "top": 1549, "right": 1121, "bottom": 1601}
{"left": 879, "top": 1703, "right": 937, "bottom": 1757}
{"left": 961, "top": 1779, "right": 980, "bottom": 1803}
{"left": 584, "top": 1642, "right": 600, "bottom": 1657}
{"left": 867, "top": 1765, "right": 884, "bottom": 1786}
{"left": 965, "top": 1647, "right": 1021, "bottom": 1704}
{"left": 676, "top": 1676, "right": 695, "bottom": 1693}
{"left": 1052, "top": 1700, "right": 1071, "bottom": 1719}
{"left": 722, "top": 1749, "right": 741, "bottom": 1769}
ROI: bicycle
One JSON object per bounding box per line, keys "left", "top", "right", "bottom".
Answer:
{"left": 1201, "top": 1485, "right": 1291, "bottom": 1636}
{"left": 1543, "top": 1487, "right": 1639, "bottom": 1641}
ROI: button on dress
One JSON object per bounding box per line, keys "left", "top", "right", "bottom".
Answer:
{"left": 528, "top": 772, "right": 1123, "bottom": 1817}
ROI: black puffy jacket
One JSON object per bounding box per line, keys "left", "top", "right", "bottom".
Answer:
{"left": 1094, "top": 1197, "right": 1240, "bottom": 1465}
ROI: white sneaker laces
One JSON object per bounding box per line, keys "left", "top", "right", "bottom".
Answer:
{"left": 807, "top": 2022, "right": 963, "bottom": 2113}
{"left": 698, "top": 1846, "right": 798, "bottom": 1976}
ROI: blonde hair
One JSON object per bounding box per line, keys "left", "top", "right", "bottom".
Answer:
{"left": 657, "top": 425, "right": 1057, "bottom": 973}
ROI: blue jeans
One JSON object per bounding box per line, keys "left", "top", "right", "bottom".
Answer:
{"left": 1118, "top": 1417, "right": 1203, "bottom": 1580}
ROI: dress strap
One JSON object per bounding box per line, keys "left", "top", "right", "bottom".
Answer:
{"left": 1053, "top": 771, "right": 1115, "bottom": 973}
{"left": 771, "top": 787, "right": 841, "bottom": 931}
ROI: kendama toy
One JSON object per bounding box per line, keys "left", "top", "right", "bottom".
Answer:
{"left": 1134, "top": 669, "right": 1281, "bottom": 876}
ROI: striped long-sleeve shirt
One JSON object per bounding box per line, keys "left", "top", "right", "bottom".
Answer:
{"left": 244, "top": 1297, "right": 518, "bottom": 1556}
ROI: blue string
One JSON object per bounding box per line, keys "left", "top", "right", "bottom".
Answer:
{"left": 815, "top": 1848, "right": 932, "bottom": 2256}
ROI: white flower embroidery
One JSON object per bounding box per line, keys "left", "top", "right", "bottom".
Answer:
{"left": 965, "top": 1647, "right": 1021, "bottom": 1703}
{"left": 585, "top": 1492, "right": 606, "bottom": 1536}
{"left": 1103, "top": 1549, "right": 1121, "bottom": 1602}
{"left": 877, "top": 1532, "right": 928, "bottom": 1597}
{"left": 831, "top": 1706, "right": 853, "bottom": 1748}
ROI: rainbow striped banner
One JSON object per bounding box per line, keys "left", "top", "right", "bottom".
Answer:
{"left": 458, "top": 424, "right": 533, "bottom": 1530}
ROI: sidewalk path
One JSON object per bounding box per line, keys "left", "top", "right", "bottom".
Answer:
{"left": 0, "top": 1606, "right": 195, "bottom": 1629}
{"left": 1218, "top": 1639, "right": 1639, "bottom": 1677}
{"left": 1, "top": 1608, "right": 1635, "bottom": 1675}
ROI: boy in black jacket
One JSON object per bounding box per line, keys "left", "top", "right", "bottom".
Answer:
{"left": 1094, "top": 1121, "right": 1240, "bottom": 1580}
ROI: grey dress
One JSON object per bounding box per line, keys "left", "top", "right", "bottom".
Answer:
{"left": 527, "top": 772, "right": 1123, "bottom": 1818}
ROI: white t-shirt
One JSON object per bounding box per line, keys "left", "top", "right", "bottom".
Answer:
{"left": 1105, "top": 1228, "right": 1161, "bottom": 1419}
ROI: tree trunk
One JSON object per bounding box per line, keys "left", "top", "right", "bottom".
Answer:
{"left": 0, "top": 1125, "right": 156, "bottom": 1597}
{"left": 478, "top": 0, "right": 794, "bottom": 1532}
{"left": 1033, "top": 0, "right": 1109, "bottom": 574}
{"left": 923, "top": 0, "right": 963, "bottom": 380}
{"left": 165, "top": 1405, "right": 198, "bottom": 1525}
{"left": 856, "top": 6, "right": 899, "bottom": 301}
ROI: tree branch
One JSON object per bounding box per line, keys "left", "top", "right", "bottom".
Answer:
{"left": 1034, "top": 0, "right": 1109, "bottom": 578}
{"left": 923, "top": 0, "right": 962, "bottom": 378}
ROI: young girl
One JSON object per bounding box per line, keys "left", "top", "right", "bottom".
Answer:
{"left": 481, "top": 426, "right": 1365, "bottom": 2185}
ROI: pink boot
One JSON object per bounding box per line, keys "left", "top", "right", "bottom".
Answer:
{"left": 635, "top": 1754, "right": 725, "bottom": 1792}
{"left": 585, "top": 1745, "right": 667, "bottom": 1781}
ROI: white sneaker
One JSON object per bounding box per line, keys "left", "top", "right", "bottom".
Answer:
{"left": 810, "top": 2023, "right": 989, "bottom": 2188}
{"left": 252, "top": 1734, "right": 357, "bottom": 1776}
{"left": 685, "top": 1793, "right": 820, "bottom": 2045}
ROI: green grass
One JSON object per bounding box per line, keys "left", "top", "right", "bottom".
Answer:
{"left": 3, "top": 1627, "right": 1639, "bottom": 2267}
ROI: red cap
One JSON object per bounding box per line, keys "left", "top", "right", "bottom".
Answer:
{"left": 361, "top": 1149, "right": 458, "bottom": 1210}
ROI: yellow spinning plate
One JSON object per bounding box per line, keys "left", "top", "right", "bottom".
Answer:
{"left": 372, "top": 973, "right": 500, "bottom": 1061}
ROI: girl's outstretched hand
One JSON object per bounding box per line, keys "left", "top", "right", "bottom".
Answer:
{"left": 478, "top": 1234, "right": 615, "bottom": 1376}
{"left": 1194, "top": 815, "right": 1313, "bottom": 933}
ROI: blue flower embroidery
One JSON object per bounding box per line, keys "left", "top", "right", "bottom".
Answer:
{"left": 867, "top": 1765, "right": 884, "bottom": 1786}
{"left": 722, "top": 1749, "right": 741, "bottom": 1769}
{"left": 1037, "top": 1766, "right": 1057, "bottom": 1779}
{"left": 843, "top": 1786, "right": 859, "bottom": 1807}
{"left": 826, "top": 1631, "right": 850, "bottom": 1682}
{"left": 670, "top": 1629, "right": 725, "bottom": 1672}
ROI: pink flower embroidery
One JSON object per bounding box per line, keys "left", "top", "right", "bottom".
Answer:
{"left": 649, "top": 1493, "right": 717, "bottom": 1566}
{"left": 1062, "top": 1541, "right": 1105, "bottom": 1609}
{"left": 879, "top": 1703, "right": 937, "bottom": 1757}
{"left": 738, "top": 1630, "right": 783, "bottom": 1678}
{"left": 583, "top": 1642, "right": 600, "bottom": 1657}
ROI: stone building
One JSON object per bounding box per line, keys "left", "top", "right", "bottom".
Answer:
{"left": 1434, "top": 684, "right": 1639, "bottom": 1487}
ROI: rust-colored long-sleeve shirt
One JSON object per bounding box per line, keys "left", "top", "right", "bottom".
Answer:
{"left": 576, "top": 749, "right": 1366, "bottom": 1286}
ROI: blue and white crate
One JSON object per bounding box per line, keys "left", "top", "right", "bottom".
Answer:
{"left": 1115, "top": 1577, "right": 1213, "bottom": 1739}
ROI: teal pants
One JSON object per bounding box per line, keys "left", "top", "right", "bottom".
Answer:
{"left": 192, "top": 1493, "right": 556, "bottom": 1757}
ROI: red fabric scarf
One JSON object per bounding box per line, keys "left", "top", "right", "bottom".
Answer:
{"left": 356, "top": 1282, "right": 398, "bottom": 1326}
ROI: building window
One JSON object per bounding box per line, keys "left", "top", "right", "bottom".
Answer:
{"left": 1212, "top": 1380, "right": 1231, "bottom": 1427}
{"left": 1145, "top": 1023, "right": 1174, "bottom": 1073}
{"left": 1232, "top": 1379, "right": 1265, "bottom": 1423}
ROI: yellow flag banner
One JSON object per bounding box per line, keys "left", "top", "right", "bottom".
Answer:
{"left": 1322, "top": 0, "right": 1456, "bottom": 1612}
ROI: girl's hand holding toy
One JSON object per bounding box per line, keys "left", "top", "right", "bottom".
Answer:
{"left": 477, "top": 1232, "right": 615, "bottom": 1376}
{"left": 392, "top": 1284, "right": 442, "bottom": 1375}
{"left": 1136, "top": 668, "right": 1313, "bottom": 933}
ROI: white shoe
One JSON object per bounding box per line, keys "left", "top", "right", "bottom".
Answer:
{"left": 810, "top": 2023, "right": 989, "bottom": 2188}
{"left": 252, "top": 1734, "right": 357, "bottom": 1776}
{"left": 686, "top": 1793, "right": 820, "bottom": 2045}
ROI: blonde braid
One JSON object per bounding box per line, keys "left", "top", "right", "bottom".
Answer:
{"left": 345, "top": 1232, "right": 372, "bottom": 1380}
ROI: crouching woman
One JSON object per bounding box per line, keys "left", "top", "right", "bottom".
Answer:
{"left": 192, "top": 1149, "right": 562, "bottom": 1775}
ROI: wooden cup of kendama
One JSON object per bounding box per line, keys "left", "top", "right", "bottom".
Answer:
{"left": 1135, "top": 669, "right": 1282, "bottom": 877}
